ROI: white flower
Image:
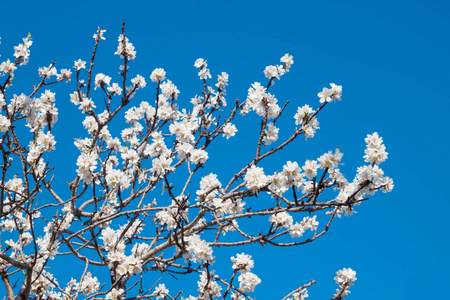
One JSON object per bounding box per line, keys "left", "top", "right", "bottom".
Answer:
{"left": 74, "top": 59, "right": 86, "bottom": 70}
{"left": 222, "top": 123, "right": 237, "bottom": 139}
{"left": 79, "top": 272, "right": 100, "bottom": 295}
{"left": 0, "top": 93, "right": 5, "bottom": 108}
{"left": 190, "top": 149, "right": 208, "bottom": 165}
{"left": 194, "top": 58, "right": 206, "bottom": 68}
{"left": 269, "top": 212, "right": 293, "bottom": 228}
{"left": 318, "top": 87, "right": 332, "bottom": 103}
{"left": 0, "top": 59, "right": 17, "bottom": 75}
{"left": 330, "top": 83, "right": 342, "bottom": 100}
{"left": 381, "top": 176, "right": 394, "bottom": 193}
{"left": 263, "top": 123, "right": 279, "bottom": 145}
{"left": 238, "top": 272, "right": 261, "bottom": 292}
{"left": 94, "top": 73, "right": 111, "bottom": 89}
{"left": 364, "top": 132, "right": 388, "bottom": 164}
{"left": 199, "top": 173, "right": 221, "bottom": 192}
{"left": 76, "top": 152, "right": 98, "bottom": 184}
{"left": 302, "top": 215, "right": 319, "bottom": 231}
{"left": 160, "top": 80, "right": 180, "bottom": 99}
{"left": 58, "top": 69, "right": 72, "bottom": 81}
{"left": 107, "top": 82, "right": 122, "bottom": 94}
{"left": 155, "top": 210, "right": 177, "bottom": 230}
{"left": 302, "top": 160, "right": 319, "bottom": 179}
{"left": 154, "top": 284, "right": 169, "bottom": 299}
{"left": 280, "top": 53, "right": 294, "bottom": 67}
{"left": 264, "top": 65, "right": 278, "bottom": 79}
{"left": 244, "top": 165, "right": 268, "bottom": 193}
{"left": 106, "top": 169, "right": 131, "bottom": 191}
{"left": 291, "top": 288, "right": 309, "bottom": 300}
{"left": 216, "top": 72, "right": 229, "bottom": 89}
{"left": 318, "top": 83, "right": 342, "bottom": 103}
{"left": 38, "top": 64, "right": 57, "bottom": 78}
{"left": 197, "top": 173, "right": 221, "bottom": 202}
{"left": 176, "top": 142, "right": 194, "bottom": 160}
{"left": 198, "top": 68, "right": 212, "bottom": 80}
{"left": 5, "top": 177, "right": 24, "bottom": 194}
{"left": 289, "top": 222, "right": 306, "bottom": 238}
{"left": 106, "top": 288, "right": 123, "bottom": 300}
{"left": 100, "top": 227, "right": 118, "bottom": 247}
{"left": 335, "top": 267, "right": 357, "bottom": 287}
{"left": 0, "top": 115, "right": 11, "bottom": 132}
{"left": 245, "top": 82, "right": 280, "bottom": 119}
{"left": 37, "top": 131, "right": 56, "bottom": 152}
{"left": 197, "top": 271, "right": 222, "bottom": 297}
{"left": 93, "top": 28, "right": 106, "bottom": 40}
{"left": 1, "top": 219, "right": 16, "bottom": 232}
{"left": 150, "top": 156, "right": 173, "bottom": 176}
{"left": 150, "top": 68, "right": 166, "bottom": 82}
{"left": 125, "top": 106, "right": 143, "bottom": 124}
{"left": 184, "top": 234, "right": 214, "bottom": 264}
{"left": 282, "top": 161, "right": 302, "bottom": 180}
{"left": 318, "top": 149, "right": 343, "bottom": 169}
{"left": 131, "top": 74, "right": 146, "bottom": 88}
{"left": 231, "top": 253, "right": 254, "bottom": 272}
{"left": 82, "top": 116, "right": 98, "bottom": 134}
{"left": 115, "top": 33, "right": 136, "bottom": 59}
{"left": 79, "top": 97, "right": 96, "bottom": 113}
{"left": 13, "top": 36, "right": 32, "bottom": 64}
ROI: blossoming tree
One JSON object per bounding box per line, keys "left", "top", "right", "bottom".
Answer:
{"left": 0, "top": 24, "right": 393, "bottom": 300}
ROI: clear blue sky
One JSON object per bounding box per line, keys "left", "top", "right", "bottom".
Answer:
{"left": 1, "top": 0, "right": 449, "bottom": 299}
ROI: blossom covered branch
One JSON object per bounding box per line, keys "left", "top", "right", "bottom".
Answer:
{"left": 0, "top": 25, "right": 393, "bottom": 300}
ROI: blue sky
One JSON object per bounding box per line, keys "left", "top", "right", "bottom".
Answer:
{"left": 1, "top": 0, "right": 449, "bottom": 299}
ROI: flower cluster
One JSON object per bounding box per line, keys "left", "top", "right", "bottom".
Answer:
{"left": 14, "top": 35, "right": 32, "bottom": 65}
{"left": 115, "top": 32, "right": 136, "bottom": 59}
{"left": 106, "top": 288, "right": 124, "bottom": 300}
{"left": 318, "top": 83, "right": 342, "bottom": 103}
{"left": 197, "top": 271, "right": 222, "bottom": 298}
{"left": 222, "top": 122, "right": 238, "bottom": 139}
{"left": 269, "top": 212, "right": 319, "bottom": 238}
{"left": 101, "top": 224, "right": 144, "bottom": 277}
{"left": 263, "top": 122, "right": 279, "bottom": 145}
{"left": 211, "top": 197, "right": 245, "bottom": 217}
{"left": 197, "top": 173, "right": 222, "bottom": 202}
{"left": 183, "top": 234, "right": 215, "bottom": 264}
{"left": 334, "top": 268, "right": 357, "bottom": 299}
{"left": 0, "top": 114, "right": 10, "bottom": 132}
{"left": 194, "top": 58, "right": 212, "bottom": 80}
{"left": 76, "top": 152, "right": 98, "bottom": 184}
{"left": 263, "top": 53, "right": 294, "bottom": 80}
{"left": 244, "top": 165, "right": 269, "bottom": 193}
{"left": 289, "top": 288, "right": 309, "bottom": 300}
{"left": 155, "top": 199, "right": 188, "bottom": 230}
{"left": 242, "top": 82, "right": 281, "bottom": 118}
{"left": 294, "top": 104, "right": 320, "bottom": 139}
{"left": 93, "top": 28, "right": 106, "bottom": 41}
{"left": 231, "top": 253, "right": 261, "bottom": 293}
{"left": 332, "top": 133, "right": 393, "bottom": 216}
{"left": 154, "top": 284, "right": 169, "bottom": 299}
{"left": 64, "top": 272, "right": 100, "bottom": 296}
{"left": 364, "top": 132, "right": 388, "bottom": 165}
{"left": 150, "top": 68, "right": 166, "bottom": 82}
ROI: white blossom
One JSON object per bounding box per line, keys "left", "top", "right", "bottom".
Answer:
{"left": 0, "top": 115, "right": 11, "bottom": 132}
{"left": 74, "top": 59, "right": 86, "bottom": 70}
{"left": 150, "top": 68, "right": 166, "bottom": 82}
{"left": 238, "top": 272, "right": 261, "bottom": 292}
{"left": 364, "top": 132, "right": 388, "bottom": 164}
{"left": 244, "top": 165, "right": 268, "bottom": 193}
{"left": 231, "top": 253, "right": 254, "bottom": 272}
{"left": 154, "top": 284, "right": 169, "bottom": 299}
